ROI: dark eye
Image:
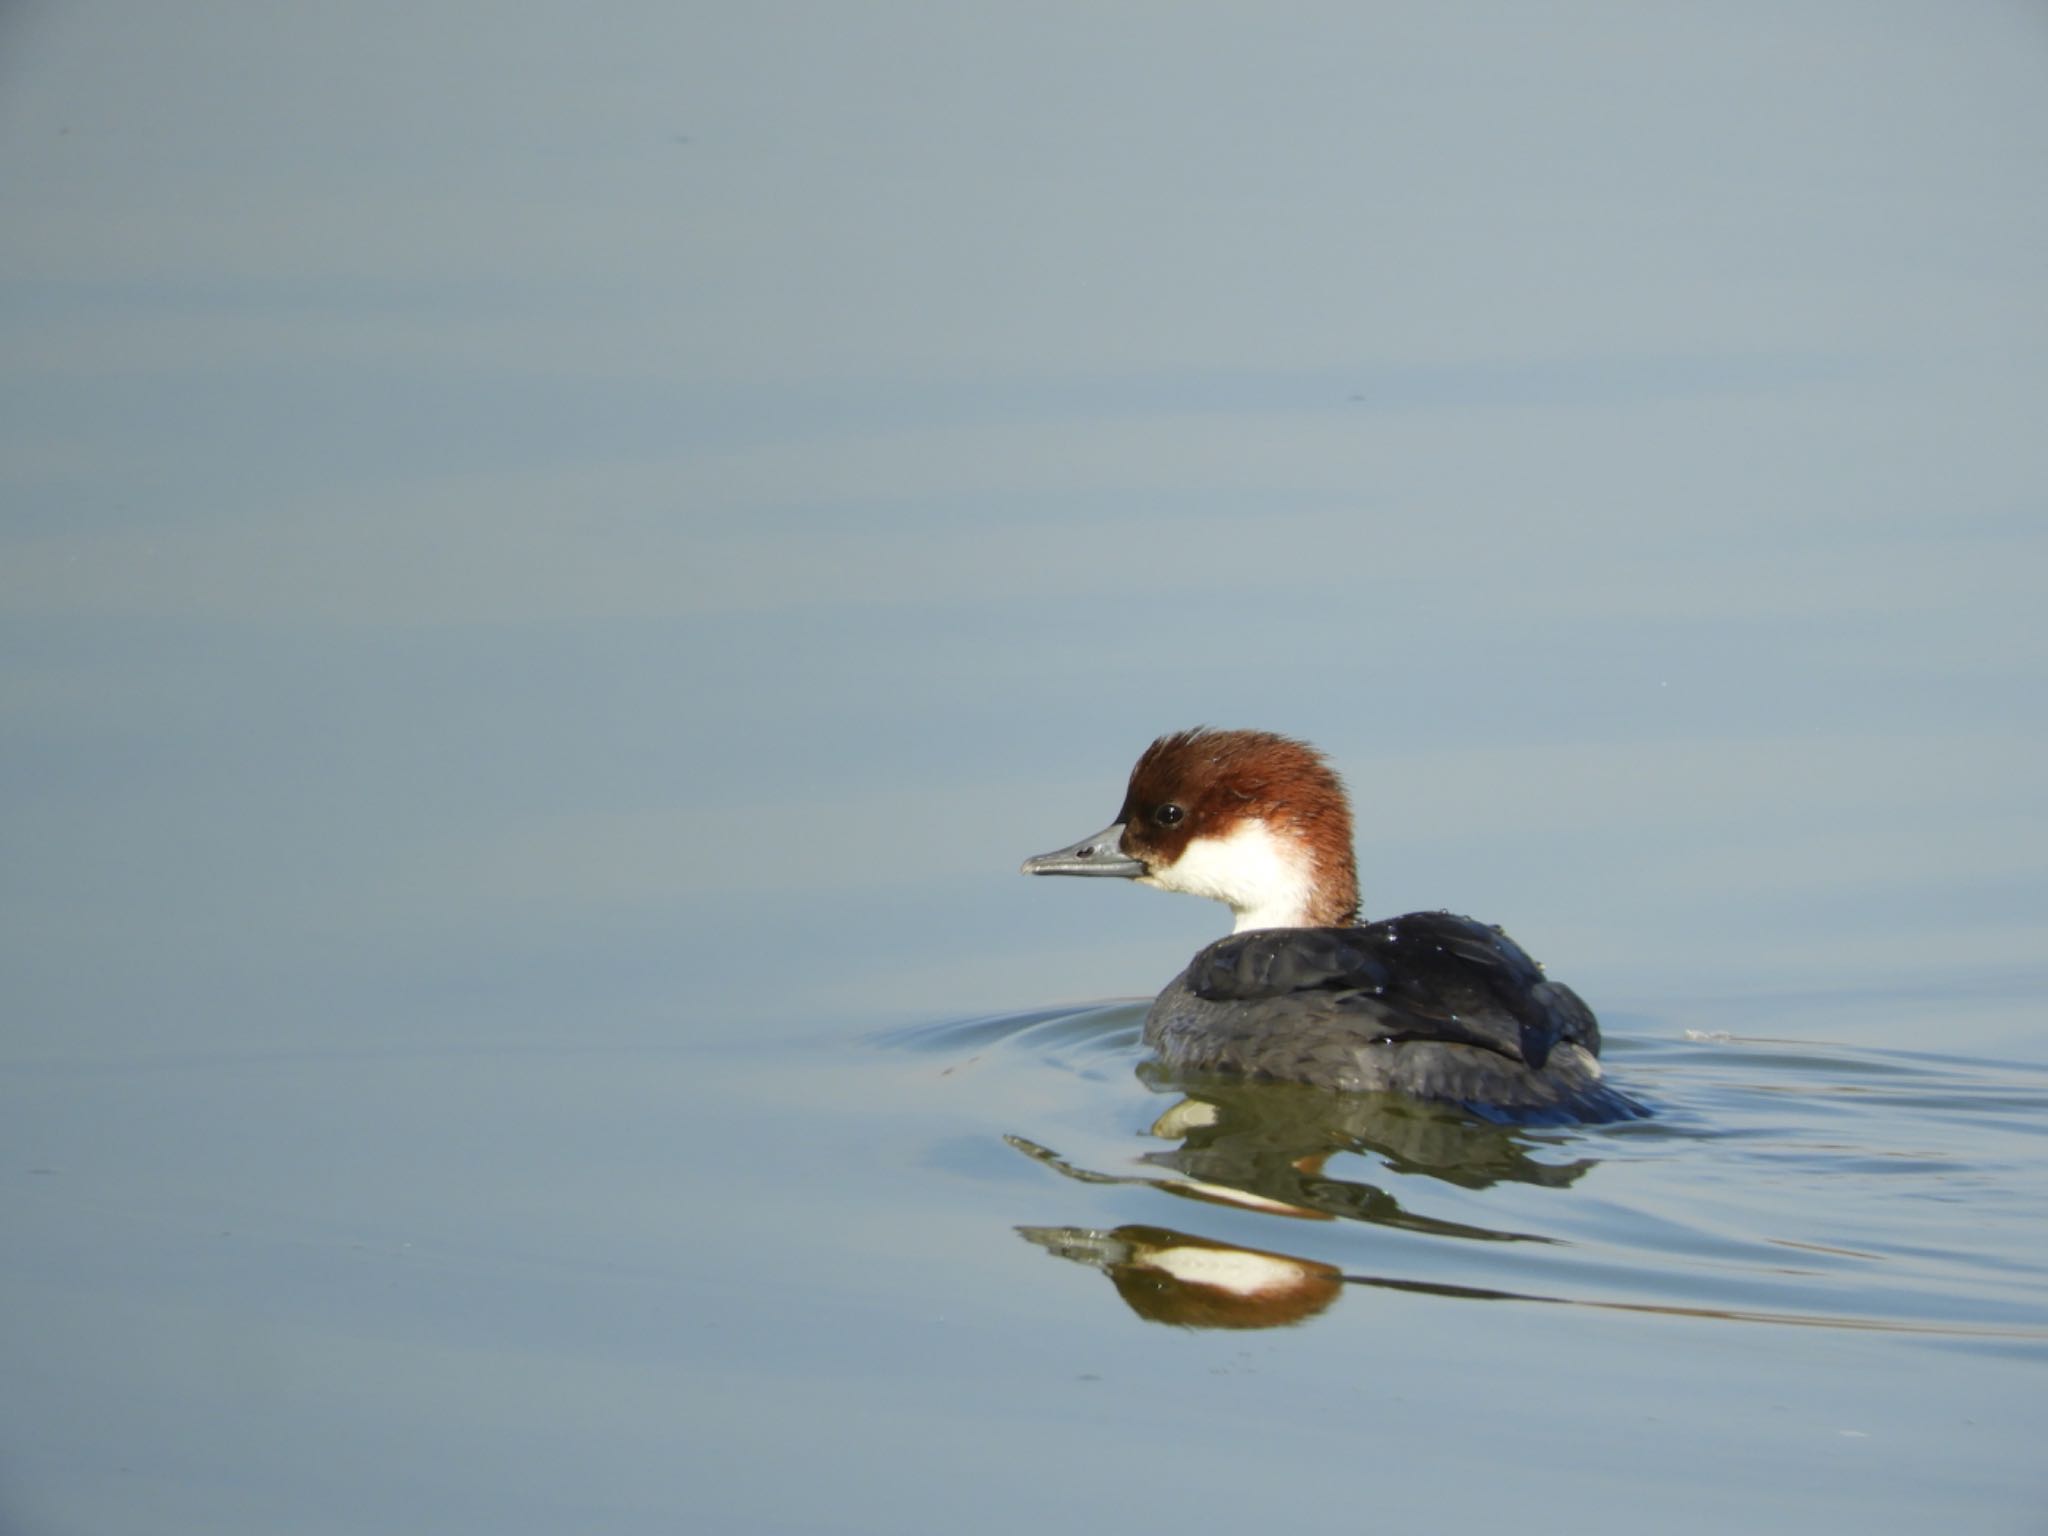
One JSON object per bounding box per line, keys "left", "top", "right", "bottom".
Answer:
{"left": 1151, "top": 803, "right": 1185, "bottom": 827}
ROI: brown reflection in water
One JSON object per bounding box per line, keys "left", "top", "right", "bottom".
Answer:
{"left": 1021, "top": 1220, "right": 2048, "bottom": 1339}
{"left": 1011, "top": 1075, "right": 2048, "bottom": 1340}
{"left": 1019, "top": 1225, "right": 1343, "bottom": 1329}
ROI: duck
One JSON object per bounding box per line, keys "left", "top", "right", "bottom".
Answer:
{"left": 1021, "top": 728, "right": 1646, "bottom": 1123}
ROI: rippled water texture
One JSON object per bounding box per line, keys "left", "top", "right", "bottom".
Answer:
{"left": 886, "top": 999, "right": 2048, "bottom": 1343}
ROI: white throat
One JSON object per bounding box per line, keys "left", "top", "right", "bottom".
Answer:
{"left": 1139, "top": 819, "right": 1317, "bottom": 933}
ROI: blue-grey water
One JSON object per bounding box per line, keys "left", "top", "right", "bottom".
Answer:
{"left": 4, "top": 4, "right": 2047, "bottom": 1532}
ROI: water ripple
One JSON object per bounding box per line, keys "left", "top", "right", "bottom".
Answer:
{"left": 884, "top": 1004, "right": 2048, "bottom": 1340}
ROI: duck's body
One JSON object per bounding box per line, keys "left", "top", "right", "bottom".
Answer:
{"left": 1148, "top": 913, "right": 1640, "bottom": 1122}
{"left": 1023, "top": 728, "right": 1645, "bottom": 1124}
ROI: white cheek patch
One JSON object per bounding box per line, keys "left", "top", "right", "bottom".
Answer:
{"left": 1144, "top": 819, "right": 1316, "bottom": 932}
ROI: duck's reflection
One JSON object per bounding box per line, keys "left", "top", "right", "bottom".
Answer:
{"left": 1011, "top": 1071, "right": 1594, "bottom": 1236}
{"left": 1019, "top": 1224, "right": 1346, "bottom": 1329}
{"left": 1141, "top": 1065, "right": 1594, "bottom": 1200}
{"left": 1020, "top": 1219, "right": 2043, "bottom": 1339}
{"left": 1010, "top": 1072, "right": 1605, "bottom": 1329}
{"left": 1003, "top": 1041, "right": 2046, "bottom": 1340}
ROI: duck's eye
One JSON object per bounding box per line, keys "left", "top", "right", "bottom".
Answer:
{"left": 1151, "top": 803, "right": 1185, "bottom": 827}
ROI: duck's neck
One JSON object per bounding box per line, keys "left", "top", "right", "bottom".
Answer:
{"left": 1151, "top": 819, "right": 1359, "bottom": 932}
{"left": 1230, "top": 858, "right": 1358, "bottom": 932}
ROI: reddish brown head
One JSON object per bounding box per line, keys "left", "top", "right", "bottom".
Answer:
{"left": 1107, "top": 728, "right": 1359, "bottom": 928}
{"left": 1022, "top": 727, "right": 1362, "bottom": 931}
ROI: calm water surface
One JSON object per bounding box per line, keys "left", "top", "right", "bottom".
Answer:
{"left": 13, "top": 981, "right": 2043, "bottom": 1533}
{"left": 5, "top": 4, "right": 2048, "bottom": 1532}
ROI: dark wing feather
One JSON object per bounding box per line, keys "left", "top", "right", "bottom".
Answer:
{"left": 1183, "top": 912, "right": 1598, "bottom": 1070}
